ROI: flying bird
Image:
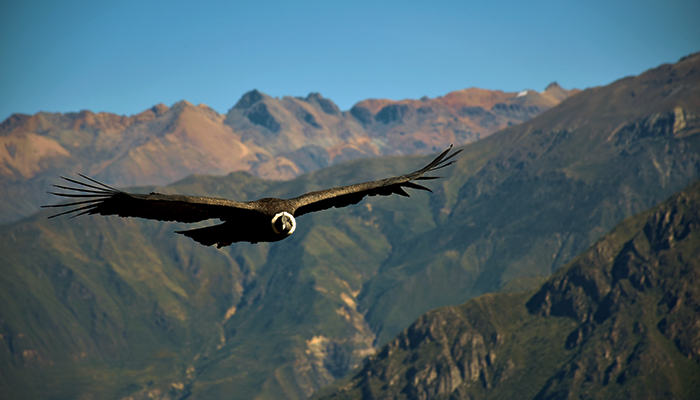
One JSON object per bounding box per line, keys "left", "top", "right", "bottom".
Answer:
{"left": 43, "top": 146, "right": 461, "bottom": 248}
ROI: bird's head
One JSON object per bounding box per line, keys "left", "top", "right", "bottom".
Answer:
{"left": 271, "top": 211, "right": 296, "bottom": 236}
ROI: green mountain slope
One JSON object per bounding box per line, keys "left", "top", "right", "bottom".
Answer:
{"left": 358, "top": 52, "right": 700, "bottom": 344}
{"left": 0, "top": 53, "right": 698, "bottom": 399}
{"left": 0, "top": 173, "right": 276, "bottom": 399}
{"left": 312, "top": 179, "right": 700, "bottom": 400}
{"left": 0, "top": 157, "right": 438, "bottom": 399}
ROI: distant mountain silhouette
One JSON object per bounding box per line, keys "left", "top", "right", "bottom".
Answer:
{"left": 0, "top": 85, "right": 577, "bottom": 223}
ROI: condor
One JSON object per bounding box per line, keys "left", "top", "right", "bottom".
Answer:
{"left": 44, "top": 146, "right": 461, "bottom": 248}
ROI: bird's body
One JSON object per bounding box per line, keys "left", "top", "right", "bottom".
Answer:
{"left": 44, "top": 146, "right": 461, "bottom": 247}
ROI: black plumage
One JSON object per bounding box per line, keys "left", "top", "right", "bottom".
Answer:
{"left": 43, "top": 146, "right": 461, "bottom": 247}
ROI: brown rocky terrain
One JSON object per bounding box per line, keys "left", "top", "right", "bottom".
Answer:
{"left": 312, "top": 179, "right": 700, "bottom": 400}
{"left": 0, "top": 84, "right": 577, "bottom": 223}
{"left": 0, "top": 54, "right": 697, "bottom": 400}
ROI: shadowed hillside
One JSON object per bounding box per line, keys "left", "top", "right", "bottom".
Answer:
{"left": 311, "top": 179, "right": 700, "bottom": 400}
{"left": 358, "top": 52, "right": 700, "bottom": 344}
{"left": 0, "top": 160, "right": 434, "bottom": 400}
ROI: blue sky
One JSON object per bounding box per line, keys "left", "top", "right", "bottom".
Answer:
{"left": 1, "top": 0, "right": 698, "bottom": 121}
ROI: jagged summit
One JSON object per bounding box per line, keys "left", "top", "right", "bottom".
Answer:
{"left": 0, "top": 83, "right": 577, "bottom": 223}
{"left": 149, "top": 103, "right": 169, "bottom": 116}
{"left": 232, "top": 89, "right": 266, "bottom": 109}
{"left": 545, "top": 81, "right": 561, "bottom": 90}
{"left": 304, "top": 92, "right": 341, "bottom": 115}
{"left": 542, "top": 80, "right": 575, "bottom": 102}
{"left": 304, "top": 92, "right": 324, "bottom": 101}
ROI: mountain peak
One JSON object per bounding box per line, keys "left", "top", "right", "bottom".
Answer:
{"left": 305, "top": 92, "right": 324, "bottom": 101}
{"left": 304, "top": 92, "right": 341, "bottom": 115}
{"left": 233, "top": 89, "right": 266, "bottom": 109}
{"left": 151, "top": 103, "right": 169, "bottom": 116}
{"left": 0, "top": 113, "right": 32, "bottom": 136}
{"left": 171, "top": 99, "right": 194, "bottom": 109}
{"left": 545, "top": 81, "right": 561, "bottom": 91}
{"left": 541, "top": 81, "right": 579, "bottom": 102}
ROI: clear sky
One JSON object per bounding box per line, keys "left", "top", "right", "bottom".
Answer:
{"left": 1, "top": 0, "right": 698, "bottom": 121}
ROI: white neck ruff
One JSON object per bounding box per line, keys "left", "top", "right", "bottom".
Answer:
{"left": 271, "top": 211, "right": 296, "bottom": 235}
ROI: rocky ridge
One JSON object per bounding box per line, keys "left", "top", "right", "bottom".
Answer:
{"left": 0, "top": 84, "right": 577, "bottom": 223}
{"left": 312, "top": 179, "right": 700, "bottom": 400}
{"left": 356, "top": 51, "right": 700, "bottom": 345}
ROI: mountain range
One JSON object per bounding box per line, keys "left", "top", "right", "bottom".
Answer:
{"left": 312, "top": 178, "right": 700, "bottom": 400}
{"left": 0, "top": 83, "right": 577, "bottom": 224}
{"left": 0, "top": 53, "right": 698, "bottom": 400}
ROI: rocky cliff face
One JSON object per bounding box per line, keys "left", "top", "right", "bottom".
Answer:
{"left": 312, "top": 180, "right": 700, "bottom": 400}
{"left": 356, "top": 52, "right": 700, "bottom": 346}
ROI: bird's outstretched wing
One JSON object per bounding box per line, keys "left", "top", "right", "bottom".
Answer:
{"left": 291, "top": 145, "right": 461, "bottom": 217}
{"left": 42, "top": 174, "right": 262, "bottom": 223}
